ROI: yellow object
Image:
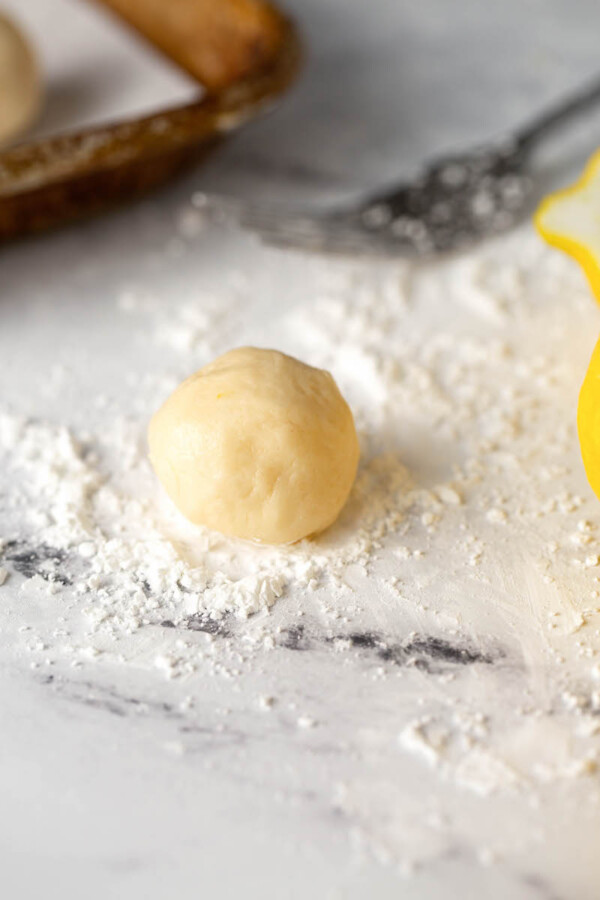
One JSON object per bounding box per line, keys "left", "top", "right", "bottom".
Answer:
{"left": 535, "top": 149, "right": 600, "bottom": 302}
{"left": 536, "top": 151, "right": 600, "bottom": 499}
{"left": 578, "top": 337, "right": 600, "bottom": 500}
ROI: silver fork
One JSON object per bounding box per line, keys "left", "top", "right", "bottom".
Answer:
{"left": 194, "top": 74, "right": 600, "bottom": 257}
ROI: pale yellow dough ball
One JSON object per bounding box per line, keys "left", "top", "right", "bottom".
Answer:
{"left": 148, "top": 347, "right": 360, "bottom": 544}
{"left": 0, "top": 13, "right": 41, "bottom": 147}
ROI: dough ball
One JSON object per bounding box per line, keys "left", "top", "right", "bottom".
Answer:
{"left": 0, "top": 14, "right": 41, "bottom": 147}
{"left": 148, "top": 347, "right": 360, "bottom": 543}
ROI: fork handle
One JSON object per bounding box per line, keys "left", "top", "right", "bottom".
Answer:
{"left": 515, "top": 73, "right": 600, "bottom": 152}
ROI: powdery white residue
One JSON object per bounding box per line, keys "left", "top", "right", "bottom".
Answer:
{"left": 2, "top": 225, "right": 600, "bottom": 877}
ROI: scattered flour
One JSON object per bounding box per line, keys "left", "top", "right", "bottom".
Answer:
{"left": 2, "top": 227, "right": 600, "bottom": 682}
{"left": 2, "top": 222, "right": 600, "bottom": 878}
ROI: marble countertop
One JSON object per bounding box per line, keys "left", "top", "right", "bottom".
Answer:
{"left": 2, "top": 1, "right": 600, "bottom": 898}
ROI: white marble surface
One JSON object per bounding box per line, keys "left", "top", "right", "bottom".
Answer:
{"left": 3, "top": 1, "right": 600, "bottom": 898}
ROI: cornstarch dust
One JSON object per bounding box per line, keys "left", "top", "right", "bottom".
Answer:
{"left": 2, "top": 217, "right": 600, "bottom": 881}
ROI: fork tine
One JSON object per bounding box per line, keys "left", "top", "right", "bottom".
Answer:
{"left": 240, "top": 204, "right": 334, "bottom": 236}
{"left": 239, "top": 205, "right": 413, "bottom": 256}
{"left": 197, "top": 193, "right": 330, "bottom": 240}
{"left": 195, "top": 192, "right": 421, "bottom": 257}
{"left": 247, "top": 217, "right": 374, "bottom": 252}
{"left": 262, "top": 226, "right": 406, "bottom": 257}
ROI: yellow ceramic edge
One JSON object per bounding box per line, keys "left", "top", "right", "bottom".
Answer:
{"left": 578, "top": 338, "right": 600, "bottom": 500}
{"left": 534, "top": 148, "right": 600, "bottom": 303}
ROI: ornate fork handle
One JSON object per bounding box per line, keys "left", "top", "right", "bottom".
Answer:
{"left": 516, "top": 73, "right": 600, "bottom": 152}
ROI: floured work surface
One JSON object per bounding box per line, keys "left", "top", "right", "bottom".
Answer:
{"left": 2, "top": 203, "right": 600, "bottom": 898}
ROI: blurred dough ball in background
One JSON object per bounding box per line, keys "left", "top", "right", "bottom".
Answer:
{"left": 0, "top": 11, "right": 41, "bottom": 147}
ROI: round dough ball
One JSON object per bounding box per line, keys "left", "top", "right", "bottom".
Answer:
{"left": 148, "top": 347, "right": 360, "bottom": 544}
{"left": 0, "top": 14, "right": 41, "bottom": 147}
